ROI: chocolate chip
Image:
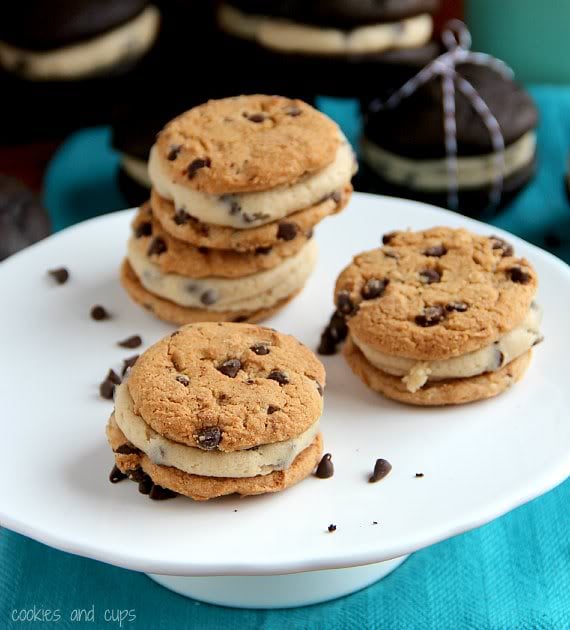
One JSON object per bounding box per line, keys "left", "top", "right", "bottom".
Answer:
{"left": 250, "top": 343, "right": 270, "bottom": 355}
{"left": 496, "top": 347, "right": 505, "bottom": 369}
{"left": 382, "top": 232, "right": 398, "bottom": 245}
{"left": 419, "top": 269, "right": 441, "bottom": 284}
{"left": 318, "top": 311, "right": 348, "bottom": 355}
{"left": 267, "top": 370, "right": 289, "bottom": 385}
{"left": 127, "top": 468, "right": 147, "bottom": 483}
{"left": 255, "top": 246, "right": 272, "bottom": 255}
{"left": 242, "top": 211, "right": 270, "bottom": 224}
{"left": 196, "top": 426, "right": 222, "bottom": 450}
{"left": 118, "top": 335, "right": 142, "bottom": 349}
{"left": 267, "top": 405, "right": 280, "bottom": 414}
{"left": 336, "top": 290, "right": 355, "bottom": 315}
{"left": 328, "top": 524, "right": 337, "bottom": 533}
{"left": 200, "top": 289, "right": 218, "bottom": 305}
{"left": 187, "top": 157, "right": 211, "bottom": 178}
{"left": 315, "top": 453, "right": 334, "bottom": 479}
{"left": 218, "top": 358, "right": 241, "bottom": 378}
{"left": 415, "top": 473, "right": 424, "bottom": 478}
{"left": 175, "top": 374, "right": 190, "bottom": 386}
{"left": 174, "top": 209, "right": 190, "bottom": 225}
{"left": 99, "top": 378, "right": 115, "bottom": 400}
{"left": 372, "top": 521, "right": 379, "bottom": 525}
{"left": 233, "top": 315, "right": 248, "bottom": 323}
{"left": 508, "top": 267, "right": 531, "bottom": 284}
{"left": 316, "top": 381, "right": 324, "bottom": 396}
{"left": 48, "top": 267, "right": 69, "bottom": 284}
{"left": 277, "top": 222, "right": 298, "bottom": 241}
{"left": 91, "top": 305, "right": 110, "bottom": 321}
{"left": 286, "top": 105, "right": 302, "bottom": 117}
{"left": 362, "top": 278, "right": 389, "bottom": 300}
{"left": 138, "top": 476, "right": 153, "bottom": 495}
{"left": 109, "top": 465, "right": 127, "bottom": 483}
{"left": 247, "top": 113, "right": 265, "bottom": 123}
{"left": 490, "top": 236, "right": 514, "bottom": 257}
{"left": 369, "top": 458, "right": 392, "bottom": 483}
{"left": 122, "top": 354, "right": 139, "bottom": 376}
{"left": 106, "top": 369, "right": 122, "bottom": 385}
{"left": 446, "top": 301, "right": 468, "bottom": 312}
{"left": 415, "top": 305, "right": 445, "bottom": 327}
{"left": 149, "top": 484, "right": 178, "bottom": 500}
{"left": 135, "top": 222, "right": 152, "bottom": 238}
{"left": 147, "top": 237, "right": 167, "bottom": 256}
{"left": 167, "top": 144, "right": 182, "bottom": 161}
{"left": 424, "top": 244, "right": 447, "bottom": 257}
{"left": 114, "top": 444, "right": 140, "bottom": 455}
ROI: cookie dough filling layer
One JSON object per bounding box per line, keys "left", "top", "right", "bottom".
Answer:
{"left": 0, "top": 5, "right": 160, "bottom": 80}
{"left": 351, "top": 302, "right": 542, "bottom": 393}
{"left": 149, "top": 137, "right": 356, "bottom": 229}
{"left": 361, "top": 131, "right": 536, "bottom": 191}
{"left": 122, "top": 154, "right": 151, "bottom": 188}
{"left": 127, "top": 237, "right": 317, "bottom": 311}
{"left": 113, "top": 383, "right": 320, "bottom": 478}
{"left": 218, "top": 4, "right": 433, "bottom": 55}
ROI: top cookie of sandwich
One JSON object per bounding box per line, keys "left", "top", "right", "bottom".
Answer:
{"left": 126, "top": 322, "right": 326, "bottom": 451}
{"left": 335, "top": 227, "right": 537, "bottom": 360}
{"left": 153, "top": 95, "right": 341, "bottom": 194}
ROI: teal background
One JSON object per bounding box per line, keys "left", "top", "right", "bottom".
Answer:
{"left": 1, "top": 88, "right": 569, "bottom": 628}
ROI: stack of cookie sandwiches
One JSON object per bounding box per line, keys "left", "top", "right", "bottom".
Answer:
{"left": 121, "top": 95, "right": 356, "bottom": 324}
{"left": 107, "top": 323, "right": 325, "bottom": 501}
{"left": 360, "top": 63, "right": 538, "bottom": 216}
{"left": 216, "top": 0, "right": 441, "bottom": 98}
{"left": 324, "top": 227, "right": 543, "bottom": 406}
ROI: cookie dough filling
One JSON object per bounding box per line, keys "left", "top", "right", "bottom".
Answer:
{"left": 218, "top": 4, "right": 433, "bottom": 55}
{"left": 127, "top": 237, "right": 317, "bottom": 311}
{"left": 113, "top": 383, "right": 320, "bottom": 478}
{"left": 351, "top": 302, "right": 542, "bottom": 393}
{"left": 0, "top": 5, "right": 160, "bottom": 80}
{"left": 148, "top": 137, "right": 356, "bottom": 229}
{"left": 361, "top": 131, "right": 536, "bottom": 191}
{"left": 121, "top": 154, "right": 151, "bottom": 188}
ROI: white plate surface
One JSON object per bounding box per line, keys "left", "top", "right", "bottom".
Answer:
{"left": 1, "top": 193, "right": 569, "bottom": 577}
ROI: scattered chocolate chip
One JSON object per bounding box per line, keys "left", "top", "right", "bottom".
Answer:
{"left": 267, "top": 370, "right": 289, "bottom": 386}
{"left": 277, "top": 222, "right": 298, "bottom": 241}
{"left": 118, "top": 335, "right": 142, "bottom": 349}
{"left": 424, "top": 244, "right": 447, "bottom": 257}
{"left": 200, "top": 289, "right": 218, "bottom": 305}
{"left": 167, "top": 144, "right": 182, "bottom": 161}
{"left": 147, "top": 237, "right": 167, "bottom": 256}
{"left": 255, "top": 246, "right": 272, "bottom": 255}
{"left": 286, "top": 105, "right": 302, "bottom": 117}
{"left": 187, "top": 157, "right": 211, "bottom": 178}
{"left": 415, "top": 305, "right": 445, "bottom": 327}
{"left": 490, "top": 236, "right": 514, "bottom": 257}
{"left": 48, "top": 267, "right": 69, "bottom": 284}
{"left": 315, "top": 453, "right": 334, "bottom": 479}
{"left": 419, "top": 269, "right": 441, "bottom": 284}
{"left": 508, "top": 267, "right": 531, "bottom": 284}
{"left": 91, "top": 305, "right": 110, "bottom": 321}
{"left": 175, "top": 374, "right": 190, "bottom": 386}
{"left": 362, "top": 278, "right": 389, "bottom": 300}
{"left": 415, "top": 473, "right": 424, "bottom": 478}
{"left": 114, "top": 444, "right": 140, "bottom": 455}
{"left": 382, "top": 232, "right": 398, "bottom": 245}
{"left": 138, "top": 477, "right": 153, "bottom": 495}
{"left": 328, "top": 524, "right": 337, "bottom": 533}
{"left": 106, "top": 369, "right": 122, "bottom": 385}
{"left": 318, "top": 311, "right": 348, "bottom": 355}
{"left": 372, "top": 521, "right": 378, "bottom": 525}
{"left": 247, "top": 113, "right": 265, "bottom": 123}
{"left": 267, "top": 405, "right": 280, "bottom": 414}
{"left": 369, "top": 458, "right": 392, "bottom": 483}
{"left": 218, "top": 358, "right": 241, "bottom": 378}
{"left": 149, "top": 484, "right": 178, "bottom": 500}
{"left": 134, "top": 221, "right": 152, "bottom": 238}
{"left": 99, "top": 378, "right": 115, "bottom": 400}
{"left": 446, "top": 301, "right": 468, "bottom": 312}
{"left": 336, "top": 290, "right": 355, "bottom": 315}
{"left": 174, "top": 209, "right": 190, "bottom": 225}
{"left": 109, "top": 465, "right": 127, "bottom": 483}
{"left": 196, "top": 426, "right": 222, "bottom": 450}
{"left": 250, "top": 343, "right": 270, "bottom": 355}
{"left": 122, "top": 355, "right": 139, "bottom": 376}
{"left": 315, "top": 381, "right": 324, "bottom": 396}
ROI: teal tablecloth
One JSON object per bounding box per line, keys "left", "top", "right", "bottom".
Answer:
{"left": 1, "top": 87, "right": 569, "bottom": 629}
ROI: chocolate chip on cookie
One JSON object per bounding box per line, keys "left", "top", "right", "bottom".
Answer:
{"left": 361, "top": 278, "right": 389, "bottom": 299}
{"left": 415, "top": 305, "right": 445, "bottom": 327}
{"left": 195, "top": 426, "right": 222, "bottom": 450}
{"left": 147, "top": 237, "right": 167, "bottom": 256}
{"left": 173, "top": 209, "right": 191, "bottom": 225}
{"left": 277, "top": 222, "right": 298, "bottom": 241}
{"left": 135, "top": 222, "right": 152, "bottom": 238}
{"left": 508, "top": 267, "right": 531, "bottom": 284}
{"left": 218, "top": 359, "right": 242, "bottom": 378}
{"left": 251, "top": 343, "right": 270, "bottom": 355}
{"left": 167, "top": 145, "right": 182, "bottom": 161}
{"left": 175, "top": 374, "right": 190, "bottom": 386}
{"left": 424, "top": 244, "right": 447, "bottom": 257}
{"left": 446, "top": 301, "right": 468, "bottom": 312}
{"left": 267, "top": 370, "right": 289, "bottom": 386}
{"left": 490, "top": 236, "right": 514, "bottom": 257}
{"left": 187, "top": 157, "right": 211, "bottom": 179}
{"left": 419, "top": 269, "right": 441, "bottom": 284}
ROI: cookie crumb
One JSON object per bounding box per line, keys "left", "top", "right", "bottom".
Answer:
{"left": 327, "top": 524, "right": 337, "bottom": 533}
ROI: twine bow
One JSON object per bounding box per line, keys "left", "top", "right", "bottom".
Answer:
{"left": 371, "top": 20, "right": 514, "bottom": 211}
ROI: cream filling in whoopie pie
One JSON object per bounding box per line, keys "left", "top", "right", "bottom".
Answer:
{"left": 148, "top": 136, "right": 356, "bottom": 229}
{"left": 361, "top": 131, "right": 536, "bottom": 192}
{"left": 122, "top": 154, "right": 151, "bottom": 188}
{"left": 127, "top": 237, "right": 317, "bottom": 311}
{"left": 0, "top": 5, "right": 160, "bottom": 81}
{"left": 351, "top": 302, "right": 542, "bottom": 393}
{"left": 218, "top": 3, "right": 433, "bottom": 55}
{"left": 114, "top": 383, "right": 320, "bottom": 478}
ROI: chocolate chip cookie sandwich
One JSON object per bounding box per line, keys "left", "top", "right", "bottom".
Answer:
{"left": 121, "top": 95, "right": 355, "bottom": 324}
{"left": 106, "top": 322, "right": 325, "bottom": 501}
{"left": 325, "top": 227, "right": 543, "bottom": 406}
